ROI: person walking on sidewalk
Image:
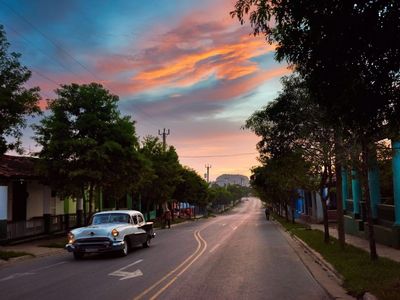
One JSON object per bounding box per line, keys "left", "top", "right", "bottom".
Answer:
{"left": 265, "top": 207, "right": 270, "bottom": 221}
{"left": 164, "top": 209, "right": 172, "bottom": 229}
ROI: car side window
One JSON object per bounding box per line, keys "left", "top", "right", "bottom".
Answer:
{"left": 132, "top": 215, "right": 138, "bottom": 225}
{"left": 138, "top": 215, "right": 144, "bottom": 224}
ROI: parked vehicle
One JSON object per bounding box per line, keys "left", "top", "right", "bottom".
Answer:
{"left": 65, "top": 210, "right": 155, "bottom": 259}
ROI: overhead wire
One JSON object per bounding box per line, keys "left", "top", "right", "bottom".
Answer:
{"left": 1, "top": 1, "right": 161, "bottom": 132}
{"left": 180, "top": 152, "right": 257, "bottom": 158}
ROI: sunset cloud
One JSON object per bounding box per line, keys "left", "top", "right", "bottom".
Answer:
{"left": 2, "top": 0, "right": 289, "bottom": 180}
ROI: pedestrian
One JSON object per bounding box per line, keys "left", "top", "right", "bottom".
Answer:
{"left": 164, "top": 209, "right": 172, "bottom": 229}
{"left": 265, "top": 207, "right": 270, "bottom": 221}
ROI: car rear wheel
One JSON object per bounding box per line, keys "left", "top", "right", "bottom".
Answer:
{"left": 142, "top": 236, "right": 151, "bottom": 248}
{"left": 120, "top": 239, "right": 129, "bottom": 256}
{"left": 73, "top": 252, "right": 84, "bottom": 260}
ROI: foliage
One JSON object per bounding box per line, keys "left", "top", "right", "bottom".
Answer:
{"left": 275, "top": 215, "right": 400, "bottom": 300}
{"left": 138, "top": 136, "right": 181, "bottom": 214}
{"left": 232, "top": 1, "right": 400, "bottom": 138}
{"left": 173, "top": 166, "right": 209, "bottom": 207}
{"left": 0, "top": 25, "right": 40, "bottom": 154}
{"left": 0, "top": 250, "right": 33, "bottom": 260}
{"left": 208, "top": 183, "right": 250, "bottom": 207}
{"left": 233, "top": 0, "right": 400, "bottom": 257}
{"left": 34, "top": 83, "right": 143, "bottom": 216}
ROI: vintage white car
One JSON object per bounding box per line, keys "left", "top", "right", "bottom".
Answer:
{"left": 65, "top": 210, "right": 155, "bottom": 259}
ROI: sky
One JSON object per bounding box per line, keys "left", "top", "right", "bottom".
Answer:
{"left": 0, "top": 0, "right": 290, "bottom": 181}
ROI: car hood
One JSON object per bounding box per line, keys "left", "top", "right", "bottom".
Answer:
{"left": 71, "top": 224, "right": 126, "bottom": 238}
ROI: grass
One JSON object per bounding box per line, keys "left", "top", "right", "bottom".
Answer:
{"left": 273, "top": 214, "right": 400, "bottom": 300}
{"left": 0, "top": 250, "right": 33, "bottom": 261}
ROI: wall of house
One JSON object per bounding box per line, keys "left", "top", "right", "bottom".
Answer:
{"left": 7, "top": 182, "right": 12, "bottom": 221}
{"left": 55, "top": 197, "right": 64, "bottom": 215}
{"left": 27, "top": 180, "right": 44, "bottom": 219}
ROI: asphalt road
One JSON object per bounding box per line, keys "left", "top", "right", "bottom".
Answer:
{"left": 0, "top": 198, "right": 330, "bottom": 300}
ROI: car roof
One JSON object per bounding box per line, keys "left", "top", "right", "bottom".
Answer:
{"left": 93, "top": 210, "right": 143, "bottom": 216}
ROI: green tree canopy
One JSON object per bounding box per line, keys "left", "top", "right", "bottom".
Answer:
{"left": 0, "top": 25, "right": 40, "bottom": 154}
{"left": 34, "top": 83, "right": 143, "bottom": 217}
{"left": 138, "top": 136, "right": 181, "bottom": 215}
{"left": 173, "top": 167, "right": 209, "bottom": 207}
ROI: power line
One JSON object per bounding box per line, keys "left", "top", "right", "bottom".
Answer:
{"left": 4, "top": 24, "right": 85, "bottom": 80}
{"left": 180, "top": 152, "right": 257, "bottom": 158}
{"left": 0, "top": 0, "right": 101, "bottom": 81}
{"left": 2, "top": 2, "right": 166, "bottom": 135}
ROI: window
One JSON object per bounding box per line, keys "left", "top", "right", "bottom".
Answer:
{"left": 137, "top": 215, "right": 144, "bottom": 224}
{"left": 132, "top": 215, "right": 138, "bottom": 225}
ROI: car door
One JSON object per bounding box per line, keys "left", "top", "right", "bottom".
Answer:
{"left": 136, "top": 214, "right": 147, "bottom": 244}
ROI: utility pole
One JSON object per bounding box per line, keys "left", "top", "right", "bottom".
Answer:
{"left": 158, "top": 128, "right": 170, "bottom": 151}
{"left": 205, "top": 164, "right": 211, "bottom": 183}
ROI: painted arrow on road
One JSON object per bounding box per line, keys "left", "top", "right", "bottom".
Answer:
{"left": 108, "top": 259, "right": 143, "bottom": 280}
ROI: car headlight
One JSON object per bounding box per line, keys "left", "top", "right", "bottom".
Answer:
{"left": 111, "top": 229, "right": 119, "bottom": 237}
{"left": 67, "top": 232, "right": 75, "bottom": 244}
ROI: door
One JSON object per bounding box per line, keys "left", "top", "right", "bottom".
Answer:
{"left": 12, "top": 181, "right": 28, "bottom": 221}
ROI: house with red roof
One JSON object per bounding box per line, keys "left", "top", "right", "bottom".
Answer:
{"left": 0, "top": 155, "right": 76, "bottom": 242}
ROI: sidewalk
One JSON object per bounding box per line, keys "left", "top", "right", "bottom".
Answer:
{"left": 0, "top": 236, "right": 66, "bottom": 267}
{"left": 310, "top": 223, "right": 400, "bottom": 262}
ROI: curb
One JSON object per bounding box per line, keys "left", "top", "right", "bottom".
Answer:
{"left": 290, "top": 233, "right": 344, "bottom": 284}
{"left": 273, "top": 220, "right": 379, "bottom": 300}
{"left": 272, "top": 220, "right": 344, "bottom": 285}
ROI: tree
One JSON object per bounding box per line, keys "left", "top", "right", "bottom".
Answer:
{"left": 138, "top": 136, "right": 181, "bottom": 218}
{"left": 232, "top": 0, "right": 400, "bottom": 260}
{"left": 173, "top": 167, "right": 209, "bottom": 208}
{"left": 246, "top": 75, "right": 336, "bottom": 239}
{"left": 0, "top": 25, "right": 40, "bottom": 154}
{"left": 34, "top": 83, "right": 143, "bottom": 222}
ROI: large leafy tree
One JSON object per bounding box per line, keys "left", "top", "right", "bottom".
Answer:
{"left": 173, "top": 167, "right": 209, "bottom": 208}
{"left": 246, "top": 75, "right": 339, "bottom": 242}
{"left": 34, "top": 83, "right": 143, "bottom": 220}
{"left": 0, "top": 25, "right": 40, "bottom": 154}
{"left": 232, "top": 0, "right": 400, "bottom": 260}
{"left": 138, "top": 136, "right": 181, "bottom": 218}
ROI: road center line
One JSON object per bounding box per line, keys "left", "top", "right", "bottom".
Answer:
{"left": 133, "top": 230, "right": 204, "bottom": 300}
{"left": 209, "top": 243, "right": 221, "bottom": 253}
{"left": 149, "top": 231, "right": 207, "bottom": 300}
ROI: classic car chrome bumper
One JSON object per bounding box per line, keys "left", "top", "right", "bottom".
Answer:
{"left": 65, "top": 240, "right": 125, "bottom": 253}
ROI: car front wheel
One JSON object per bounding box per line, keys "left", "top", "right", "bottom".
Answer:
{"left": 120, "top": 239, "right": 129, "bottom": 256}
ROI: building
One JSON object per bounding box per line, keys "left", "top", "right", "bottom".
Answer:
{"left": 0, "top": 155, "right": 76, "bottom": 242}
{"left": 215, "top": 174, "right": 250, "bottom": 187}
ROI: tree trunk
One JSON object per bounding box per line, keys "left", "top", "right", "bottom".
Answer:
{"left": 88, "top": 183, "right": 94, "bottom": 220}
{"left": 284, "top": 201, "right": 289, "bottom": 222}
{"left": 361, "top": 141, "right": 378, "bottom": 260}
{"left": 320, "top": 166, "right": 330, "bottom": 243}
{"left": 82, "top": 186, "right": 87, "bottom": 225}
{"left": 321, "top": 192, "right": 330, "bottom": 243}
{"left": 335, "top": 162, "right": 346, "bottom": 248}
{"left": 334, "top": 132, "right": 346, "bottom": 248}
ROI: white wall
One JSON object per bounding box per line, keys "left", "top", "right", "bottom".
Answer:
{"left": 27, "top": 180, "right": 44, "bottom": 219}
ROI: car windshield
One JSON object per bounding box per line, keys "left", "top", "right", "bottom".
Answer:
{"left": 91, "top": 213, "right": 130, "bottom": 225}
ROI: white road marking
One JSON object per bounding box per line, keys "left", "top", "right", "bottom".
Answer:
{"left": 0, "top": 261, "right": 67, "bottom": 282}
{"left": 209, "top": 243, "right": 221, "bottom": 253}
{"left": 32, "top": 261, "right": 67, "bottom": 272}
{"left": 0, "top": 272, "right": 35, "bottom": 282}
{"left": 231, "top": 225, "right": 238, "bottom": 231}
{"left": 109, "top": 259, "right": 143, "bottom": 280}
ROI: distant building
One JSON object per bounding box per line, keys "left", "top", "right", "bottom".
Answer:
{"left": 215, "top": 174, "right": 250, "bottom": 187}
